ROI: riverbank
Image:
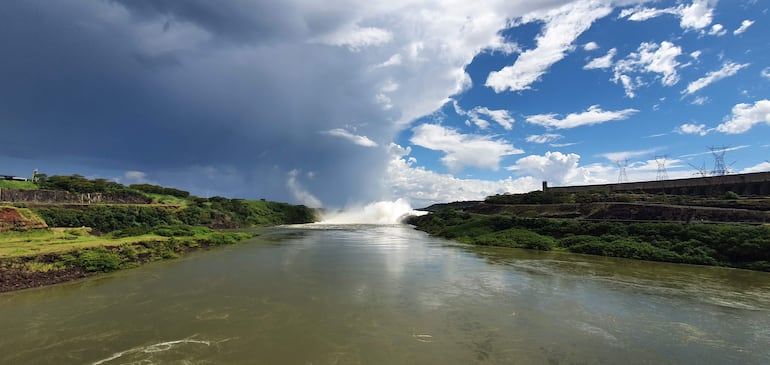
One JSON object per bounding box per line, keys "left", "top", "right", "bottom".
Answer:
{"left": 0, "top": 229, "right": 253, "bottom": 292}
{"left": 407, "top": 208, "right": 770, "bottom": 272}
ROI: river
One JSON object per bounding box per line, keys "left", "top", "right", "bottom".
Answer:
{"left": 1, "top": 224, "right": 769, "bottom": 364}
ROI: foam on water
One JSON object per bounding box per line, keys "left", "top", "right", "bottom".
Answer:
{"left": 92, "top": 338, "right": 221, "bottom": 365}
{"left": 319, "top": 198, "right": 427, "bottom": 225}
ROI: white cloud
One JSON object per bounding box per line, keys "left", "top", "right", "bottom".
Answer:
{"left": 675, "top": 123, "right": 710, "bottom": 136}
{"left": 526, "top": 133, "right": 563, "bottom": 144}
{"left": 583, "top": 41, "right": 599, "bottom": 51}
{"left": 742, "top": 161, "right": 770, "bottom": 173}
{"left": 600, "top": 148, "right": 658, "bottom": 162}
{"left": 708, "top": 24, "right": 726, "bottom": 36}
{"left": 733, "top": 19, "right": 754, "bottom": 35}
{"left": 410, "top": 124, "right": 522, "bottom": 172}
{"left": 690, "top": 50, "right": 702, "bottom": 59}
{"left": 679, "top": 145, "right": 750, "bottom": 158}
{"left": 716, "top": 100, "right": 770, "bottom": 134}
{"left": 485, "top": 1, "right": 612, "bottom": 92}
{"left": 550, "top": 142, "right": 579, "bottom": 148}
{"left": 613, "top": 41, "right": 682, "bottom": 97}
{"left": 619, "top": 6, "right": 676, "bottom": 22}
{"left": 321, "top": 128, "right": 378, "bottom": 147}
{"left": 691, "top": 96, "right": 709, "bottom": 105}
{"left": 507, "top": 151, "right": 581, "bottom": 185}
{"left": 763, "top": 67, "right": 770, "bottom": 80}
{"left": 287, "top": 170, "right": 322, "bottom": 208}
{"left": 679, "top": 0, "right": 715, "bottom": 31}
{"left": 374, "top": 53, "right": 403, "bottom": 68}
{"left": 124, "top": 170, "right": 149, "bottom": 184}
{"left": 313, "top": 25, "right": 393, "bottom": 51}
{"left": 525, "top": 105, "right": 638, "bottom": 129}
{"left": 584, "top": 48, "right": 617, "bottom": 69}
{"left": 453, "top": 101, "right": 515, "bottom": 130}
{"left": 385, "top": 143, "right": 539, "bottom": 207}
{"left": 473, "top": 107, "right": 515, "bottom": 130}
{"left": 619, "top": 0, "right": 715, "bottom": 31}
{"left": 683, "top": 62, "right": 750, "bottom": 95}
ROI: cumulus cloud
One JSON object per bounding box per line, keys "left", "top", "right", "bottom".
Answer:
{"left": 453, "top": 101, "right": 515, "bottom": 130}
{"left": 762, "top": 67, "right": 770, "bottom": 80}
{"left": 613, "top": 41, "right": 683, "bottom": 97}
{"left": 123, "top": 170, "right": 149, "bottom": 184}
{"left": 507, "top": 151, "right": 582, "bottom": 186}
{"left": 716, "top": 100, "right": 770, "bottom": 134}
{"left": 473, "top": 107, "right": 515, "bottom": 130}
{"left": 526, "top": 134, "right": 563, "bottom": 144}
{"left": 4, "top": 0, "right": 576, "bottom": 206}
{"left": 583, "top": 42, "right": 599, "bottom": 51}
{"left": 675, "top": 123, "right": 710, "bottom": 136}
{"left": 679, "top": 0, "right": 716, "bottom": 30}
{"left": 742, "top": 161, "right": 770, "bottom": 173}
{"left": 708, "top": 24, "right": 726, "bottom": 36}
{"left": 733, "top": 20, "right": 754, "bottom": 35}
{"left": 683, "top": 62, "right": 750, "bottom": 95}
{"left": 385, "top": 143, "right": 538, "bottom": 207}
{"left": 619, "top": 0, "right": 716, "bottom": 31}
{"left": 525, "top": 105, "right": 638, "bottom": 129}
{"left": 321, "top": 128, "right": 379, "bottom": 147}
{"left": 485, "top": 1, "right": 613, "bottom": 92}
{"left": 410, "top": 124, "right": 523, "bottom": 172}
{"left": 584, "top": 48, "right": 617, "bottom": 69}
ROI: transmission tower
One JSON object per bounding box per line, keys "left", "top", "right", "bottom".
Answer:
{"left": 688, "top": 161, "right": 709, "bottom": 177}
{"left": 616, "top": 159, "right": 629, "bottom": 183}
{"left": 655, "top": 155, "right": 669, "bottom": 181}
{"left": 709, "top": 146, "right": 728, "bottom": 176}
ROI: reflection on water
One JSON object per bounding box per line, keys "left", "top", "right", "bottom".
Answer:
{"left": 1, "top": 225, "right": 769, "bottom": 364}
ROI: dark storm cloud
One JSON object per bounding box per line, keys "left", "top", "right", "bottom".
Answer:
{"left": 0, "top": 0, "right": 396, "bottom": 205}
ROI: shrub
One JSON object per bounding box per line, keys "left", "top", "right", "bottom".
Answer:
{"left": 64, "top": 248, "right": 122, "bottom": 272}
{"left": 473, "top": 228, "right": 554, "bottom": 251}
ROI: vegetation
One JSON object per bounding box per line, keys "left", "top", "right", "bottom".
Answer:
{"left": 0, "top": 180, "right": 37, "bottom": 190}
{"left": 1, "top": 174, "right": 318, "bottom": 291}
{"left": 407, "top": 209, "right": 770, "bottom": 271}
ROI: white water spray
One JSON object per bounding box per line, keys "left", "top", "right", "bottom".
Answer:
{"left": 319, "top": 198, "right": 427, "bottom": 224}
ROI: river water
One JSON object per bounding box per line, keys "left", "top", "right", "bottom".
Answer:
{"left": 1, "top": 224, "right": 769, "bottom": 364}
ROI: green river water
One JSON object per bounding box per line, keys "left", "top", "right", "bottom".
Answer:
{"left": 1, "top": 224, "right": 769, "bottom": 364}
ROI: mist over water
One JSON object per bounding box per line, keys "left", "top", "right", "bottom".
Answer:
{"left": 319, "top": 198, "right": 427, "bottom": 224}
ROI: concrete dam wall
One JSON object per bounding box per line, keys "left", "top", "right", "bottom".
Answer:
{"left": 543, "top": 171, "right": 770, "bottom": 196}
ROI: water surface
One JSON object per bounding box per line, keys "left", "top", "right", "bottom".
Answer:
{"left": 1, "top": 224, "right": 769, "bottom": 364}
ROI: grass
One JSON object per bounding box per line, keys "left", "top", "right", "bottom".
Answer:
{"left": 0, "top": 228, "right": 168, "bottom": 258}
{"left": 144, "top": 193, "right": 189, "bottom": 208}
{"left": 0, "top": 225, "right": 254, "bottom": 259}
{"left": 0, "top": 180, "right": 38, "bottom": 190}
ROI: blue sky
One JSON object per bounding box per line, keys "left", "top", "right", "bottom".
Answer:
{"left": 1, "top": 0, "right": 769, "bottom": 208}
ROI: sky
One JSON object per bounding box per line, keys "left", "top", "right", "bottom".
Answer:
{"left": 1, "top": 0, "right": 769, "bottom": 208}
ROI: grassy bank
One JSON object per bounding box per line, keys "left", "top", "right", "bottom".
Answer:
{"left": 1, "top": 174, "right": 319, "bottom": 292}
{"left": 0, "top": 225, "right": 253, "bottom": 292}
{"left": 407, "top": 209, "right": 770, "bottom": 272}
